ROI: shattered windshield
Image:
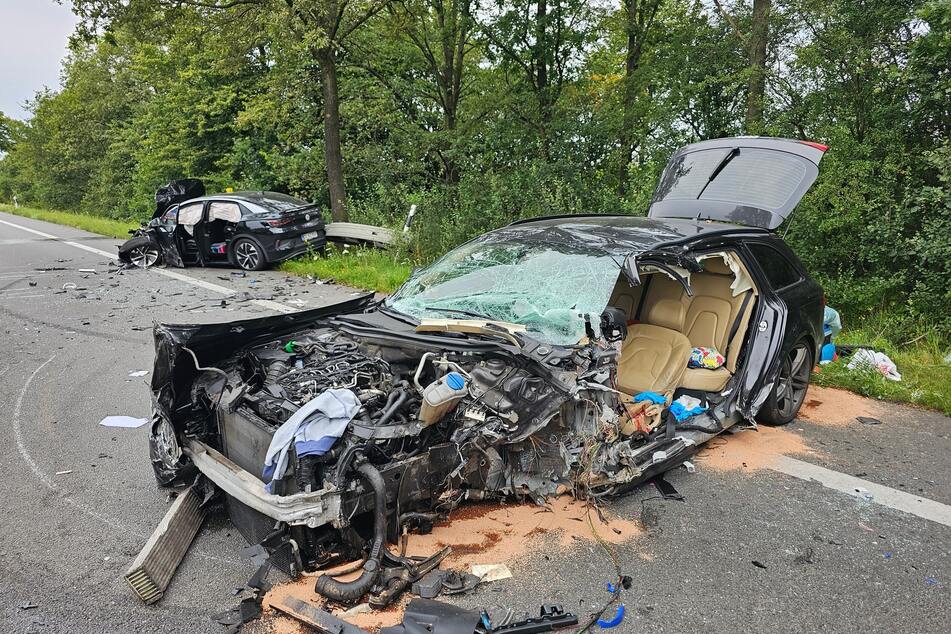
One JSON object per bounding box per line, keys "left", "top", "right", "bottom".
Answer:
{"left": 387, "top": 237, "right": 621, "bottom": 345}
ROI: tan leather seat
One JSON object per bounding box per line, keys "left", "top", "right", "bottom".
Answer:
{"left": 679, "top": 258, "right": 755, "bottom": 391}
{"left": 616, "top": 298, "right": 692, "bottom": 395}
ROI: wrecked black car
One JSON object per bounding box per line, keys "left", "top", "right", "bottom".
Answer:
{"left": 119, "top": 180, "right": 327, "bottom": 271}
{"left": 144, "top": 137, "right": 826, "bottom": 604}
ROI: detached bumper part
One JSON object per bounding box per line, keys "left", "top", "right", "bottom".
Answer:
{"left": 124, "top": 482, "right": 206, "bottom": 604}
{"left": 184, "top": 439, "right": 340, "bottom": 527}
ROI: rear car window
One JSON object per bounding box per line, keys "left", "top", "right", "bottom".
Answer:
{"left": 654, "top": 148, "right": 809, "bottom": 212}
{"left": 747, "top": 243, "right": 802, "bottom": 289}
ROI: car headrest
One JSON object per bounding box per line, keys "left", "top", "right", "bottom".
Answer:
{"left": 645, "top": 298, "right": 685, "bottom": 331}
{"left": 701, "top": 256, "right": 733, "bottom": 276}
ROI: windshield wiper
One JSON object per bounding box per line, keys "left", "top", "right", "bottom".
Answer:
{"left": 696, "top": 147, "right": 740, "bottom": 200}
{"left": 424, "top": 306, "right": 496, "bottom": 320}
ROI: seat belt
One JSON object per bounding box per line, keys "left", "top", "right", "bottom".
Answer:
{"left": 633, "top": 275, "right": 653, "bottom": 322}
{"left": 723, "top": 291, "right": 753, "bottom": 361}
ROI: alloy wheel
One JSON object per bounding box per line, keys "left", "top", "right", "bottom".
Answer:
{"left": 775, "top": 343, "right": 811, "bottom": 420}
{"left": 130, "top": 245, "right": 160, "bottom": 268}
{"left": 235, "top": 240, "right": 260, "bottom": 270}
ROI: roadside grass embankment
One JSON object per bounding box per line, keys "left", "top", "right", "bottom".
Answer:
{"left": 3, "top": 202, "right": 947, "bottom": 415}
{"left": 812, "top": 323, "right": 951, "bottom": 416}
{"left": 0, "top": 203, "right": 139, "bottom": 239}
{"left": 278, "top": 245, "right": 412, "bottom": 294}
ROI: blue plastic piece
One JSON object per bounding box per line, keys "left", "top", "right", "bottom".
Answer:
{"left": 633, "top": 391, "right": 665, "bottom": 405}
{"left": 820, "top": 342, "right": 836, "bottom": 363}
{"left": 446, "top": 372, "right": 465, "bottom": 390}
{"left": 606, "top": 582, "right": 617, "bottom": 593}
{"left": 597, "top": 604, "right": 625, "bottom": 629}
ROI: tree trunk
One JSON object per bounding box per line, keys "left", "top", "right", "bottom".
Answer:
{"left": 745, "top": 0, "right": 770, "bottom": 134}
{"left": 617, "top": 0, "right": 659, "bottom": 196}
{"left": 318, "top": 46, "right": 348, "bottom": 223}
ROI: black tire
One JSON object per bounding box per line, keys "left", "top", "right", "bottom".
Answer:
{"left": 120, "top": 236, "right": 162, "bottom": 267}
{"left": 232, "top": 237, "right": 267, "bottom": 271}
{"left": 757, "top": 341, "right": 813, "bottom": 426}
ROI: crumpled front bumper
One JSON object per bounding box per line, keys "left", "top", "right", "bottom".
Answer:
{"left": 184, "top": 439, "right": 340, "bottom": 528}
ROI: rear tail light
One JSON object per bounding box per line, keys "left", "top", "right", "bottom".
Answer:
{"left": 265, "top": 217, "right": 293, "bottom": 227}
{"left": 799, "top": 141, "right": 829, "bottom": 152}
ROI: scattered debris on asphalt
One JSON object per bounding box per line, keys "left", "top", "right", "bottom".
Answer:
{"left": 99, "top": 415, "right": 149, "bottom": 428}
{"left": 856, "top": 416, "right": 882, "bottom": 425}
{"left": 128, "top": 370, "right": 149, "bottom": 378}
{"left": 54, "top": 470, "right": 72, "bottom": 476}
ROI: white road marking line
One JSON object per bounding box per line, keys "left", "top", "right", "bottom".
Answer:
{"left": 771, "top": 455, "right": 951, "bottom": 528}
{"left": 12, "top": 355, "right": 128, "bottom": 531}
{"left": 10, "top": 355, "right": 237, "bottom": 564}
{"left": 0, "top": 216, "right": 296, "bottom": 314}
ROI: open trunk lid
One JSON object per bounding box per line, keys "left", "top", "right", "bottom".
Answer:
{"left": 648, "top": 137, "right": 827, "bottom": 230}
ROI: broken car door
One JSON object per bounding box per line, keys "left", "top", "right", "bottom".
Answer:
{"left": 176, "top": 201, "right": 206, "bottom": 265}
{"left": 649, "top": 137, "right": 827, "bottom": 230}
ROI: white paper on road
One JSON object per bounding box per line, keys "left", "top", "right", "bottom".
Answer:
{"left": 99, "top": 415, "right": 149, "bottom": 428}
{"left": 128, "top": 370, "right": 149, "bottom": 377}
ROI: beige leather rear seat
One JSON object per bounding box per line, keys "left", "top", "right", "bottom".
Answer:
{"left": 628, "top": 257, "right": 755, "bottom": 393}
{"left": 616, "top": 298, "right": 692, "bottom": 395}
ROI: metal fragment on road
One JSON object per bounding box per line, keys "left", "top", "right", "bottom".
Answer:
{"left": 125, "top": 483, "right": 207, "bottom": 604}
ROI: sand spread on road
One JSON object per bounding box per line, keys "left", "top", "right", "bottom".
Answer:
{"left": 799, "top": 385, "right": 881, "bottom": 426}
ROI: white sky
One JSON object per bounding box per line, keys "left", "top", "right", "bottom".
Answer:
{"left": 0, "top": 0, "right": 79, "bottom": 120}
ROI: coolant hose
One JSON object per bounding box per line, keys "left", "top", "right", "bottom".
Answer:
{"left": 376, "top": 388, "right": 409, "bottom": 426}
{"left": 314, "top": 462, "right": 387, "bottom": 602}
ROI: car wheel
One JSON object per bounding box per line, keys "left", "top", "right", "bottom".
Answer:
{"left": 129, "top": 243, "right": 161, "bottom": 268}
{"left": 757, "top": 341, "right": 812, "bottom": 426}
{"left": 233, "top": 237, "right": 266, "bottom": 271}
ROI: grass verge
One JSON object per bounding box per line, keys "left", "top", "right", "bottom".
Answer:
{"left": 0, "top": 203, "right": 139, "bottom": 239}
{"left": 812, "top": 326, "right": 951, "bottom": 416}
{"left": 280, "top": 246, "right": 413, "bottom": 294}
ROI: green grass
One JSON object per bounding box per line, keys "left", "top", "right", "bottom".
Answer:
{"left": 813, "top": 325, "right": 951, "bottom": 415}
{"left": 280, "top": 246, "right": 413, "bottom": 294}
{"left": 0, "top": 203, "right": 139, "bottom": 239}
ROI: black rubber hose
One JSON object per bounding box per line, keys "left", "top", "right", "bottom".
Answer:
{"left": 314, "top": 462, "right": 387, "bottom": 602}
{"left": 376, "top": 389, "right": 409, "bottom": 426}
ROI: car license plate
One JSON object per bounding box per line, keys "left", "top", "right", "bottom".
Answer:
{"left": 303, "top": 231, "right": 322, "bottom": 242}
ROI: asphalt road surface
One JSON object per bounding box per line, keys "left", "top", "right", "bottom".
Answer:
{"left": 1, "top": 210, "right": 948, "bottom": 633}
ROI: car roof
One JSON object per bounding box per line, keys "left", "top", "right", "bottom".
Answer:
{"left": 184, "top": 191, "right": 307, "bottom": 205}
{"left": 491, "top": 214, "right": 770, "bottom": 255}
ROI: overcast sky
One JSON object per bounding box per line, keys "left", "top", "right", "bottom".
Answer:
{"left": 0, "top": 0, "right": 79, "bottom": 120}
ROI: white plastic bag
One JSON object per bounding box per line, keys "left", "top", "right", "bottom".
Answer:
{"left": 847, "top": 348, "right": 901, "bottom": 382}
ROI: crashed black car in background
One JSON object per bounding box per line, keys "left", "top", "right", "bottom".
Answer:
{"left": 119, "top": 180, "right": 326, "bottom": 271}
{"left": 146, "top": 137, "right": 826, "bottom": 604}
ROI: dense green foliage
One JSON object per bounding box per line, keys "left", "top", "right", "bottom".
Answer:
{"left": 0, "top": 0, "right": 948, "bottom": 339}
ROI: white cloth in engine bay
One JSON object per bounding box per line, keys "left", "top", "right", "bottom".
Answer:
{"left": 261, "top": 388, "right": 362, "bottom": 492}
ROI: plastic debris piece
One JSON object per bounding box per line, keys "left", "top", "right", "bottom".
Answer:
{"left": 78, "top": 268, "right": 97, "bottom": 273}
{"left": 682, "top": 460, "right": 696, "bottom": 473}
{"left": 471, "top": 563, "right": 512, "bottom": 582}
{"left": 62, "top": 283, "right": 77, "bottom": 290}
{"left": 597, "top": 604, "right": 625, "bottom": 629}
{"left": 128, "top": 370, "right": 149, "bottom": 378}
{"left": 99, "top": 415, "right": 149, "bottom": 428}
{"left": 752, "top": 560, "right": 767, "bottom": 569}
{"left": 925, "top": 577, "right": 938, "bottom": 586}
{"left": 55, "top": 470, "right": 72, "bottom": 475}
{"left": 856, "top": 416, "right": 882, "bottom": 425}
